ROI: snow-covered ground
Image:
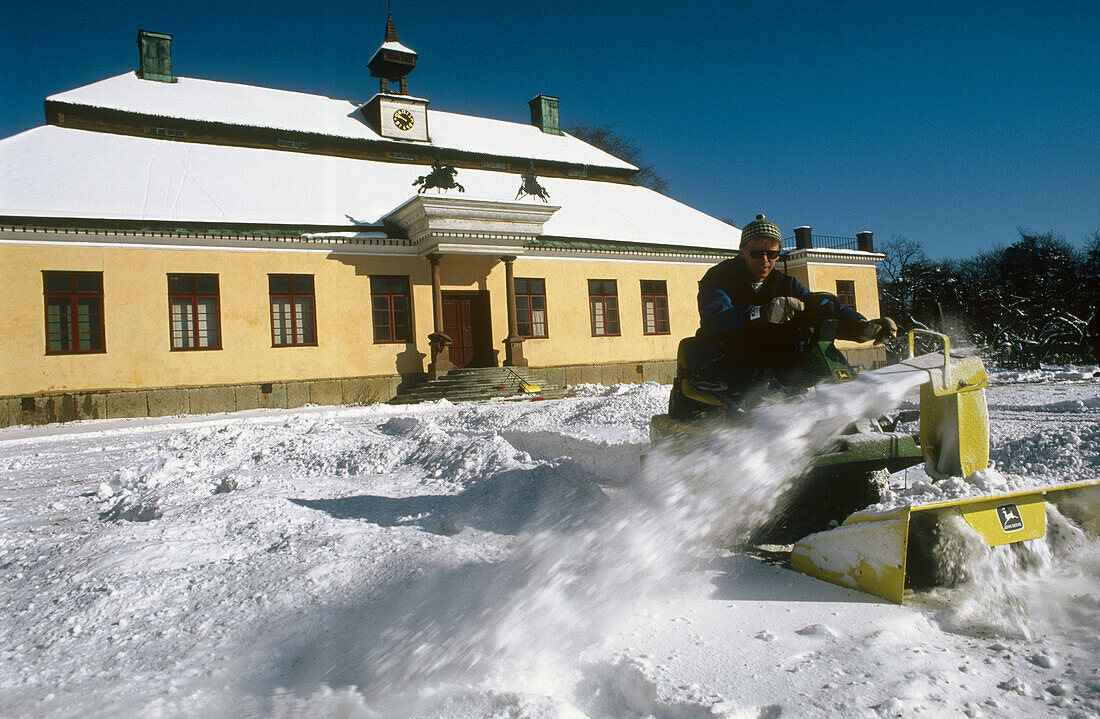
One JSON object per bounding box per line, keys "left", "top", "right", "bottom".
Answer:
{"left": 1, "top": 366, "right": 1098, "bottom": 718}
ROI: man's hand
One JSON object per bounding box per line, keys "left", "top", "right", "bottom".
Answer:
{"left": 860, "top": 317, "right": 898, "bottom": 344}
{"left": 763, "top": 296, "right": 805, "bottom": 324}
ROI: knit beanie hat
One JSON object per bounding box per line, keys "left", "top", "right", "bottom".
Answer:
{"left": 739, "top": 214, "right": 783, "bottom": 247}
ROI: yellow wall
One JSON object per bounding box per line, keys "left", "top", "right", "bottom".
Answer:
{"left": 502, "top": 257, "right": 703, "bottom": 367}
{"left": 2, "top": 240, "right": 884, "bottom": 396}
{"left": 787, "top": 262, "right": 882, "bottom": 351}
{"left": 1, "top": 242, "right": 432, "bottom": 395}
{"left": 354, "top": 254, "right": 709, "bottom": 369}
{"left": 803, "top": 263, "right": 882, "bottom": 319}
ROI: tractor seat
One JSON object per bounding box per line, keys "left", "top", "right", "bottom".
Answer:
{"left": 676, "top": 337, "right": 726, "bottom": 407}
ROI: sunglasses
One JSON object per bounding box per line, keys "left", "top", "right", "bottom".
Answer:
{"left": 747, "top": 249, "right": 782, "bottom": 260}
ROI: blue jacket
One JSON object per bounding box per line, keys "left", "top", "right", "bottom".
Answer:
{"left": 688, "top": 257, "right": 865, "bottom": 376}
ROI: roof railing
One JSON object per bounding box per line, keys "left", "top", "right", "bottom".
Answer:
{"left": 780, "top": 227, "right": 873, "bottom": 252}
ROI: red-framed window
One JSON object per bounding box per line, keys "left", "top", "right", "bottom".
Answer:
{"left": 43, "top": 271, "right": 105, "bottom": 354}
{"left": 588, "top": 279, "right": 620, "bottom": 336}
{"left": 168, "top": 274, "right": 221, "bottom": 350}
{"left": 515, "top": 278, "right": 548, "bottom": 338}
{"left": 836, "top": 280, "right": 857, "bottom": 311}
{"left": 269, "top": 275, "right": 317, "bottom": 346}
{"left": 371, "top": 276, "right": 411, "bottom": 343}
{"left": 640, "top": 280, "right": 670, "bottom": 335}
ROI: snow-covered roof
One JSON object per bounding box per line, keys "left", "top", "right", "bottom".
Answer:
{"left": 46, "top": 73, "right": 636, "bottom": 171}
{"left": 0, "top": 126, "right": 739, "bottom": 249}
{"left": 375, "top": 40, "right": 417, "bottom": 56}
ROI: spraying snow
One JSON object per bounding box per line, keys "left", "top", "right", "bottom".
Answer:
{"left": 908, "top": 504, "right": 1095, "bottom": 642}
{"left": 220, "top": 370, "right": 927, "bottom": 714}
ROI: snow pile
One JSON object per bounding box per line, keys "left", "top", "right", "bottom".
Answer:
{"left": 864, "top": 466, "right": 1044, "bottom": 515}
{"left": 991, "top": 423, "right": 1100, "bottom": 483}
{"left": 90, "top": 411, "right": 559, "bottom": 527}
{"left": 920, "top": 505, "right": 1095, "bottom": 640}
{"left": 1, "top": 373, "right": 1098, "bottom": 718}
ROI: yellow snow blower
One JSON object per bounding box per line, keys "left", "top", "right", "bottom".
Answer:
{"left": 790, "top": 330, "right": 1100, "bottom": 602}
{"left": 651, "top": 313, "right": 1100, "bottom": 603}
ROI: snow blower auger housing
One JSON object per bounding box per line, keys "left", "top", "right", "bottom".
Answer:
{"left": 790, "top": 330, "right": 1100, "bottom": 603}
{"left": 790, "top": 480, "right": 1100, "bottom": 603}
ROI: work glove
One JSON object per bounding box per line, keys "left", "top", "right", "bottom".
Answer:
{"left": 763, "top": 296, "right": 804, "bottom": 324}
{"left": 860, "top": 317, "right": 898, "bottom": 344}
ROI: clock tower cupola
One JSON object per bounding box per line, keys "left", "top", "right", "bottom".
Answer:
{"left": 367, "top": 13, "right": 417, "bottom": 95}
{"left": 361, "top": 12, "right": 430, "bottom": 142}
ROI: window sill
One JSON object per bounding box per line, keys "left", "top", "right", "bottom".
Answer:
{"left": 45, "top": 350, "right": 107, "bottom": 356}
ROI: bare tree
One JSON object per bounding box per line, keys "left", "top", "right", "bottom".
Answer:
{"left": 877, "top": 235, "right": 944, "bottom": 332}
{"left": 878, "top": 234, "right": 926, "bottom": 287}
{"left": 1082, "top": 231, "right": 1100, "bottom": 306}
{"left": 566, "top": 124, "right": 669, "bottom": 193}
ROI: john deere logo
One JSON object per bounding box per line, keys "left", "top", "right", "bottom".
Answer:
{"left": 996, "top": 504, "right": 1024, "bottom": 532}
{"left": 833, "top": 368, "right": 853, "bottom": 382}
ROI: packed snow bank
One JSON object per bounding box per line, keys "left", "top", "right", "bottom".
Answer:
{"left": 862, "top": 466, "right": 1086, "bottom": 515}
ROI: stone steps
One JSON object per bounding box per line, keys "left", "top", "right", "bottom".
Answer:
{"left": 389, "top": 366, "right": 574, "bottom": 405}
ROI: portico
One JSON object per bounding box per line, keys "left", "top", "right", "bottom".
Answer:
{"left": 383, "top": 196, "right": 559, "bottom": 377}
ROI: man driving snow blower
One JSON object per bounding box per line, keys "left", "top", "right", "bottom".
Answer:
{"left": 685, "top": 214, "right": 897, "bottom": 409}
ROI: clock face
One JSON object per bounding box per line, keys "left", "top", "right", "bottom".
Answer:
{"left": 393, "top": 109, "right": 415, "bottom": 131}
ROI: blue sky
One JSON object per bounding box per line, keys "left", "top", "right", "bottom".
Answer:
{"left": 2, "top": 0, "right": 1096, "bottom": 259}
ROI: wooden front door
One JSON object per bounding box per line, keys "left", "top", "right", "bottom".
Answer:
{"left": 442, "top": 291, "right": 489, "bottom": 369}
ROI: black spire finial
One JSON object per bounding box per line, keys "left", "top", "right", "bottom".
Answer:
{"left": 385, "top": 12, "right": 400, "bottom": 43}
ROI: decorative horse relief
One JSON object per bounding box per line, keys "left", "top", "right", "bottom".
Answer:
{"left": 413, "top": 161, "right": 465, "bottom": 194}
{"left": 516, "top": 168, "right": 550, "bottom": 202}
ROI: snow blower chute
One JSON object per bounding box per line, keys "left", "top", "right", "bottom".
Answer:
{"left": 790, "top": 330, "right": 1100, "bottom": 603}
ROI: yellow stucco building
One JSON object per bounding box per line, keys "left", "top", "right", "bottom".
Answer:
{"left": 0, "top": 25, "right": 885, "bottom": 426}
